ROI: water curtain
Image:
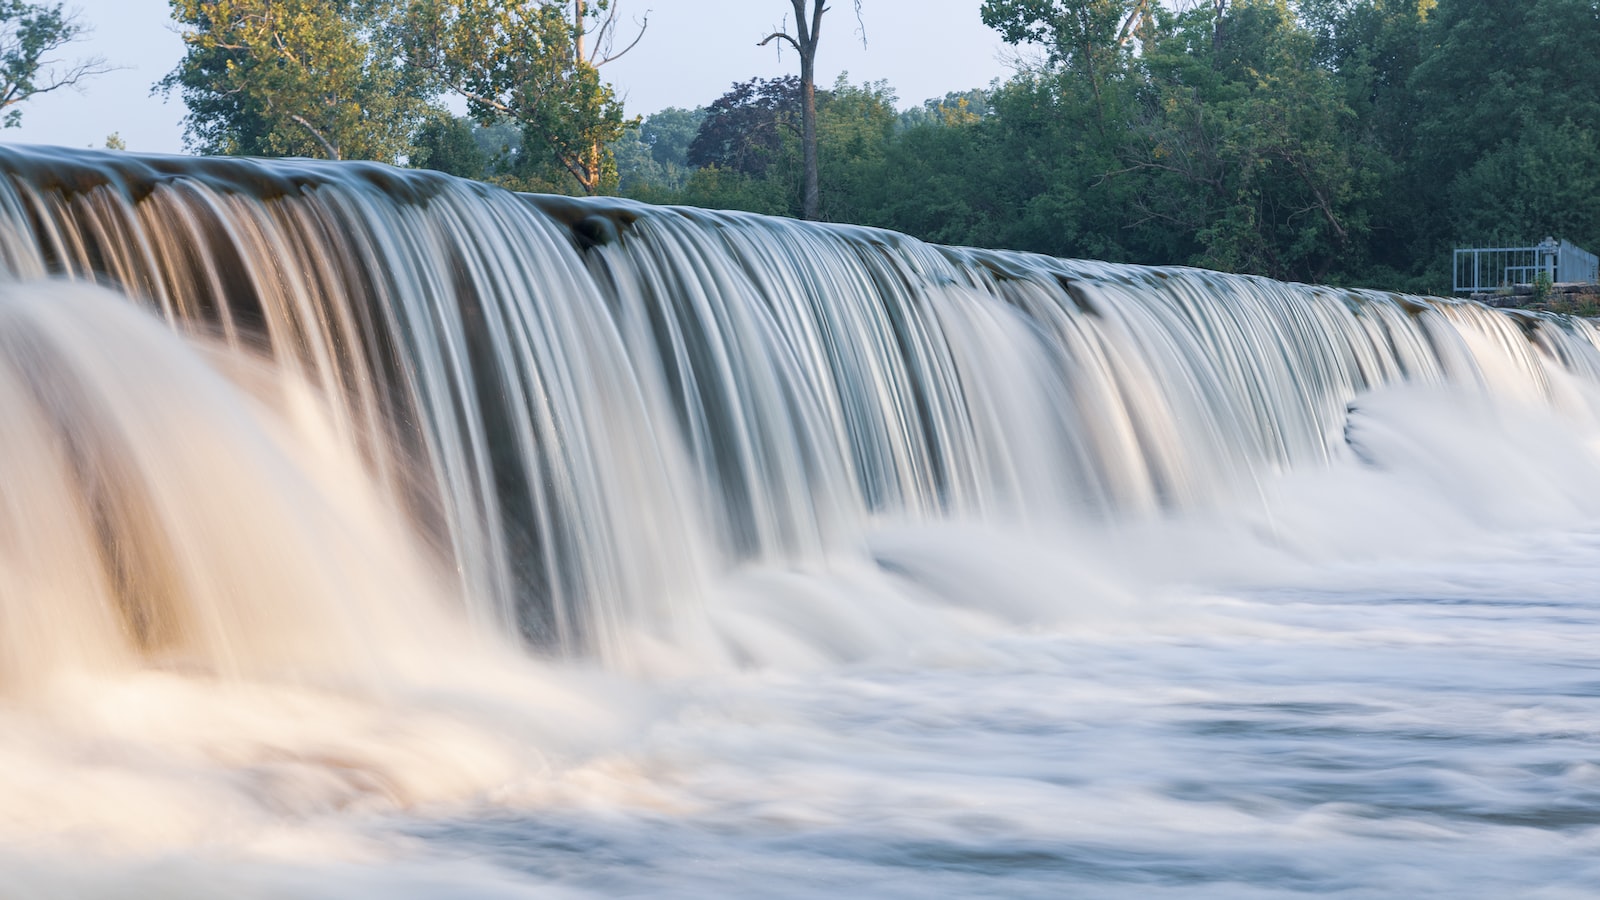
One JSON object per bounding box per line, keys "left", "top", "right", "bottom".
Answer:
{"left": 1, "top": 146, "right": 1595, "bottom": 660}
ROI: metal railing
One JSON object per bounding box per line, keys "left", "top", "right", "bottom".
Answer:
{"left": 1453, "top": 237, "right": 1599, "bottom": 294}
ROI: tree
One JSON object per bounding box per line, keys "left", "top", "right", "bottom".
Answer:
{"left": 896, "top": 87, "right": 994, "bottom": 131}
{"left": 852, "top": 106, "right": 997, "bottom": 246}
{"left": 1117, "top": 0, "right": 1371, "bottom": 281}
{"left": 979, "top": 0, "right": 1152, "bottom": 130}
{"left": 1410, "top": 0, "right": 1600, "bottom": 177}
{"left": 639, "top": 106, "right": 704, "bottom": 171}
{"left": 1403, "top": 0, "right": 1600, "bottom": 279}
{"left": 404, "top": 0, "right": 642, "bottom": 194}
{"left": 687, "top": 76, "right": 805, "bottom": 176}
{"left": 759, "top": 0, "right": 863, "bottom": 220}
{"left": 1294, "top": 0, "right": 1432, "bottom": 281}
{"left": 613, "top": 106, "right": 704, "bottom": 196}
{"left": 815, "top": 75, "right": 897, "bottom": 220}
{"left": 162, "top": 0, "right": 428, "bottom": 161}
{"left": 0, "top": 0, "right": 110, "bottom": 128}
{"left": 569, "top": 0, "right": 646, "bottom": 188}
{"left": 1448, "top": 120, "right": 1600, "bottom": 254}
{"left": 410, "top": 113, "right": 487, "bottom": 178}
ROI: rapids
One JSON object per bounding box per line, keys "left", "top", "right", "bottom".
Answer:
{"left": 1, "top": 146, "right": 1599, "bottom": 896}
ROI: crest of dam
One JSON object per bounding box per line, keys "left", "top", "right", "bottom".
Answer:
{"left": 1, "top": 144, "right": 1597, "bottom": 663}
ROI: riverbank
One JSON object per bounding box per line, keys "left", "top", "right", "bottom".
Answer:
{"left": 1473, "top": 282, "right": 1600, "bottom": 316}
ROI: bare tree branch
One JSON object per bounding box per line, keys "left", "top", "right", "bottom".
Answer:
{"left": 758, "top": 30, "right": 802, "bottom": 54}
{"left": 581, "top": 1, "right": 648, "bottom": 67}
{"left": 288, "top": 113, "right": 340, "bottom": 159}
{"left": 0, "top": 3, "right": 119, "bottom": 126}
{"left": 593, "top": 9, "right": 649, "bottom": 66}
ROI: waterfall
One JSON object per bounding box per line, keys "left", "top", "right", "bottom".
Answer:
{"left": 2, "top": 145, "right": 1597, "bottom": 665}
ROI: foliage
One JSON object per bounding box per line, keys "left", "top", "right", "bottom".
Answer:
{"left": 815, "top": 76, "right": 897, "bottom": 220}
{"left": 614, "top": 106, "right": 704, "bottom": 195}
{"left": 668, "top": 75, "right": 896, "bottom": 220}
{"left": 1119, "top": 0, "right": 1372, "bottom": 281}
{"left": 687, "top": 77, "right": 804, "bottom": 177}
{"left": 896, "top": 87, "right": 994, "bottom": 131}
{"left": 675, "top": 165, "right": 794, "bottom": 217}
{"left": 163, "top": 0, "right": 428, "bottom": 161}
{"left": 0, "top": 0, "right": 108, "bottom": 128}
{"left": 979, "top": 0, "right": 1149, "bottom": 128}
{"left": 402, "top": 0, "right": 633, "bottom": 194}
{"left": 640, "top": 106, "right": 703, "bottom": 170}
{"left": 1447, "top": 121, "right": 1600, "bottom": 254}
{"left": 410, "top": 114, "right": 487, "bottom": 178}
{"left": 1403, "top": 0, "right": 1600, "bottom": 282}
{"left": 1533, "top": 267, "right": 1553, "bottom": 304}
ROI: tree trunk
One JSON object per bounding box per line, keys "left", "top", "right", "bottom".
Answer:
{"left": 799, "top": 53, "right": 819, "bottom": 220}
{"left": 574, "top": 0, "right": 585, "bottom": 62}
{"left": 574, "top": 0, "right": 601, "bottom": 195}
{"left": 793, "top": 0, "right": 823, "bottom": 220}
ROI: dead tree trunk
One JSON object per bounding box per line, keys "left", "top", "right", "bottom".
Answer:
{"left": 796, "top": 1, "right": 820, "bottom": 221}
{"left": 761, "top": 0, "right": 839, "bottom": 221}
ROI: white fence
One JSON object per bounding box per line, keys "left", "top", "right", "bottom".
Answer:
{"left": 1453, "top": 238, "right": 1600, "bottom": 294}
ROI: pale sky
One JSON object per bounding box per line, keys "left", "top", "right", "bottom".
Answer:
{"left": 6, "top": 1, "right": 1017, "bottom": 156}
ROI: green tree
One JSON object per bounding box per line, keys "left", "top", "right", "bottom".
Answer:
{"left": 610, "top": 124, "right": 661, "bottom": 194}
{"left": 675, "top": 74, "right": 897, "bottom": 221}
{"left": 613, "top": 106, "right": 703, "bottom": 196}
{"left": 972, "top": 0, "right": 1373, "bottom": 280}
{"left": 1401, "top": 0, "right": 1600, "bottom": 286}
{"left": 675, "top": 164, "right": 794, "bottom": 217}
{"left": 816, "top": 75, "right": 897, "bottom": 221}
{"left": 410, "top": 113, "right": 487, "bottom": 178}
{"left": 1448, "top": 120, "right": 1600, "bottom": 253}
{"left": 403, "top": 0, "right": 638, "bottom": 194}
{"left": 850, "top": 91, "right": 998, "bottom": 246}
{"left": 982, "top": 69, "right": 1136, "bottom": 260}
{"left": 0, "top": 0, "right": 110, "bottom": 128}
{"left": 1293, "top": 0, "right": 1432, "bottom": 284}
{"left": 1411, "top": 0, "right": 1600, "bottom": 180}
{"left": 980, "top": 0, "right": 1151, "bottom": 131}
{"left": 1122, "top": 0, "right": 1371, "bottom": 280}
{"left": 162, "top": 0, "right": 428, "bottom": 161}
{"left": 971, "top": 1, "right": 1162, "bottom": 262}
{"left": 640, "top": 106, "right": 704, "bottom": 171}
{"left": 896, "top": 87, "right": 994, "bottom": 131}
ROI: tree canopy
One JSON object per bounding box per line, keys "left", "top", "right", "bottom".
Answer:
{"left": 402, "top": 0, "right": 637, "bottom": 193}
{"left": 162, "top": 0, "right": 427, "bottom": 161}
{"left": 687, "top": 76, "right": 804, "bottom": 176}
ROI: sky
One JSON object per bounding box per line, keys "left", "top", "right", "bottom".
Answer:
{"left": 6, "top": 0, "right": 1019, "bottom": 156}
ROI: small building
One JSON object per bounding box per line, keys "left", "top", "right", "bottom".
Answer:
{"left": 1453, "top": 237, "right": 1599, "bottom": 295}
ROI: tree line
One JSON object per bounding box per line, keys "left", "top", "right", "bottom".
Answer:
{"left": 3, "top": 0, "right": 1593, "bottom": 294}
{"left": 609, "top": 0, "right": 1600, "bottom": 295}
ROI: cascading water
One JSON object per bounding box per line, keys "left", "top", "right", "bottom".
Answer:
{"left": 4, "top": 146, "right": 1600, "bottom": 897}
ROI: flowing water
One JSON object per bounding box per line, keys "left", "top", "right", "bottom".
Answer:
{"left": 2, "top": 146, "right": 1600, "bottom": 897}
